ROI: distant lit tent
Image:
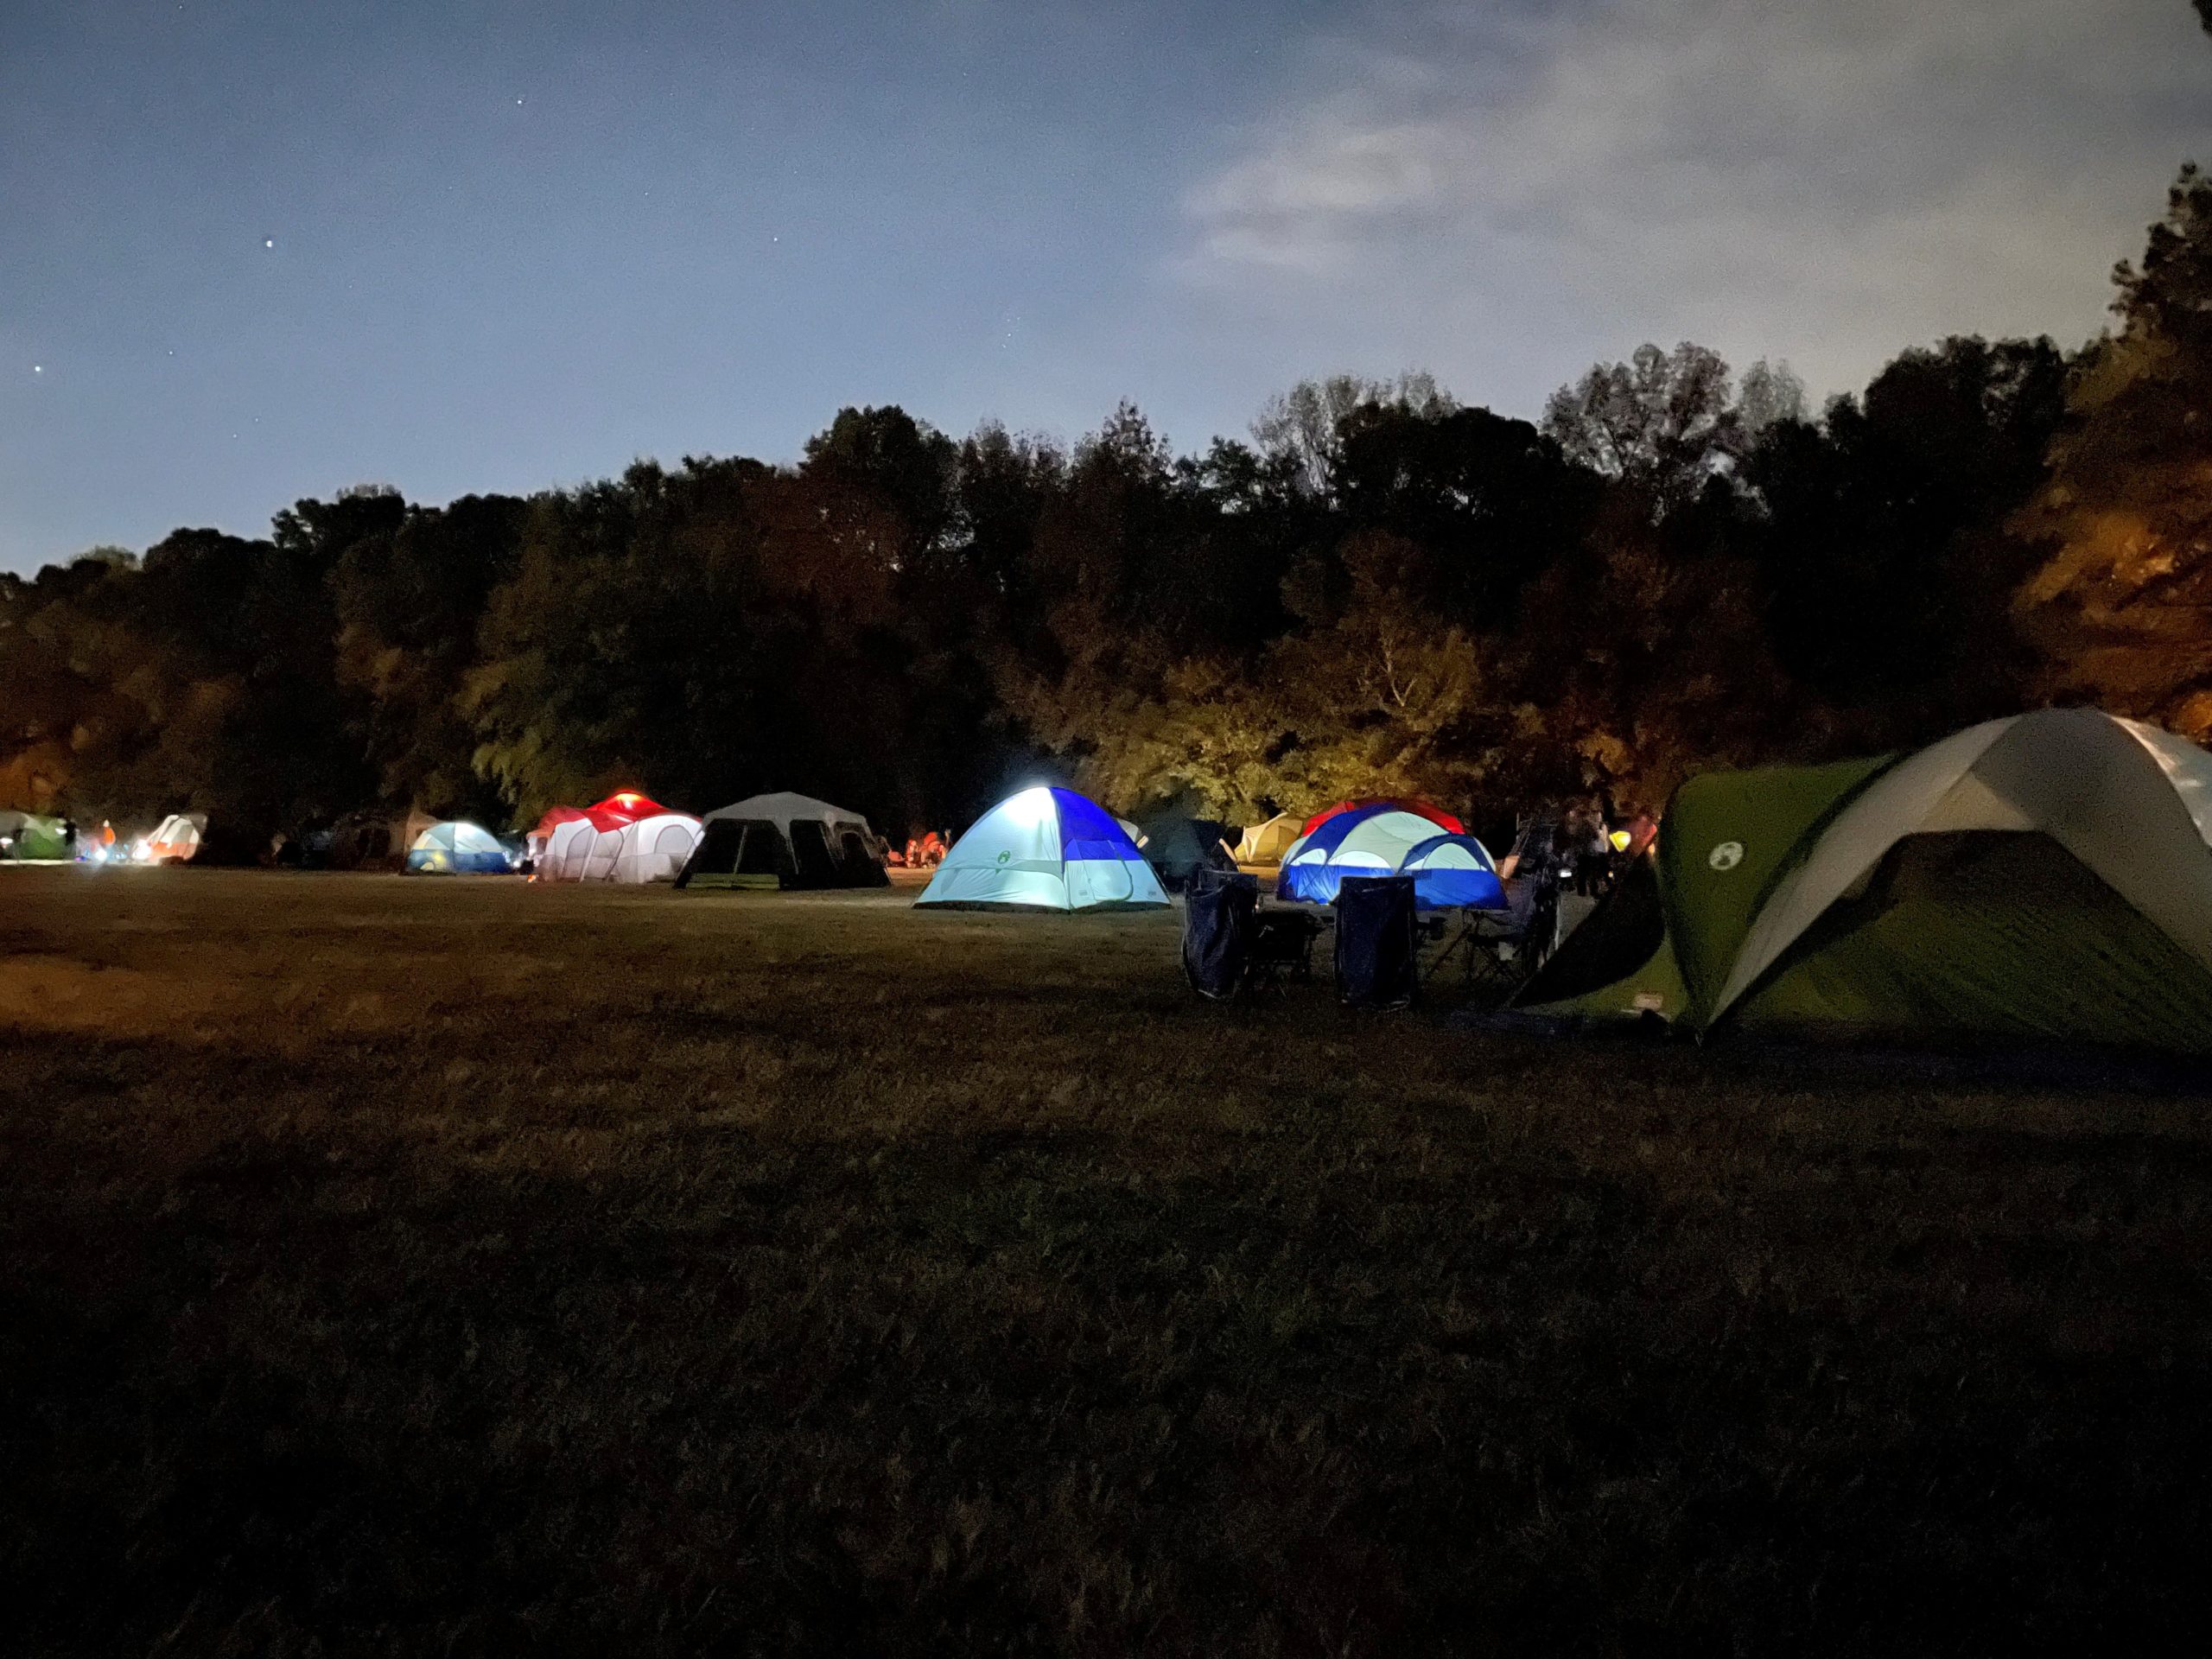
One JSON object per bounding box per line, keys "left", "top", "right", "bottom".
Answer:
{"left": 143, "top": 812, "right": 207, "bottom": 863}
{"left": 606, "top": 812, "right": 703, "bottom": 885}
{"left": 1277, "top": 804, "right": 1467, "bottom": 905}
{"left": 405, "top": 821, "right": 513, "bottom": 874}
{"left": 0, "top": 810, "right": 73, "bottom": 861}
{"left": 918, "top": 786, "right": 1169, "bottom": 912}
{"left": 526, "top": 805, "right": 593, "bottom": 866}
{"left": 589, "top": 790, "right": 673, "bottom": 823}
{"left": 1519, "top": 709, "right": 2212, "bottom": 1053}
{"left": 1399, "top": 833, "right": 1507, "bottom": 911}
{"left": 537, "top": 817, "right": 599, "bottom": 881}
{"left": 552, "top": 818, "right": 603, "bottom": 880}
{"left": 532, "top": 791, "right": 686, "bottom": 883}
{"left": 677, "top": 792, "right": 887, "bottom": 891}
{"left": 533, "top": 791, "right": 674, "bottom": 845}
{"left": 1233, "top": 811, "right": 1301, "bottom": 866}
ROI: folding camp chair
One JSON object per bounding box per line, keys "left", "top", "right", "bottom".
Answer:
{"left": 1183, "top": 870, "right": 1319, "bottom": 999}
{"left": 1249, "top": 906, "right": 1322, "bottom": 990}
{"left": 1335, "top": 875, "right": 1421, "bottom": 1010}
{"left": 1461, "top": 868, "right": 1563, "bottom": 995}
{"left": 1183, "top": 869, "right": 1260, "bottom": 1000}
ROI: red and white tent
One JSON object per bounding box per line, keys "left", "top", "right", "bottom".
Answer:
{"left": 534, "top": 791, "right": 699, "bottom": 884}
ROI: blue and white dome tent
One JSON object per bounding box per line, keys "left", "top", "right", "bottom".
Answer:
{"left": 405, "top": 820, "right": 514, "bottom": 874}
{"left": 1277, "top": 804, "right": 1465, "bottom": 905}
{"left": 1399, "top": 833, "right": 1506, "bottom": 911}
{"left": 917, "top": 786, "right": 1170, "bottom": 912}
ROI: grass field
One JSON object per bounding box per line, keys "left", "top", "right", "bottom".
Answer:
{"left": 4, "top": 868, "right": 2211, "bottom": 1653}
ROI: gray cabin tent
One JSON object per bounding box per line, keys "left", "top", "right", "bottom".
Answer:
{"left": 676, "top": 791, "right": 888, "bottom": 890}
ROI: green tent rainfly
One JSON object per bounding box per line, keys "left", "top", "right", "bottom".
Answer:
{"left": 1519, "top": 709, "right": 2212, "bottom": 1054}
{"left": 0, "top": 810, "right": 73, "bottom": 861}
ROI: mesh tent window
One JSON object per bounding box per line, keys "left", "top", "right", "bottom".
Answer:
{"left": 836, "top": 828, "right": 887, "bottom": 886}
{"left": 789, "top": 820, "right": 840, "bottom": 887}
{"left": 735, "top": 822, "right": 788, "bottom": 878}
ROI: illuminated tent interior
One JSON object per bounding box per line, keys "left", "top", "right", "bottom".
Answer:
{"left": 1399, "top": 833, "right": 1507, "bottom": 911}
{"left": 533, "top": 792, "right": 688, "bottom": 882}
{"left": 1276, "top": 803, "right": 1475, "bottom": 905}
{"left": 404, "top": 820, "right": 513, "bottom": 874}
{"left": 606, "top": 813, "right": 704, "bottom": 885}
{"left": 142, "top": 813, "right": 207, "bottom": 863}
{"left": 917, "top": 786, "right": 1168, "bottom": 912}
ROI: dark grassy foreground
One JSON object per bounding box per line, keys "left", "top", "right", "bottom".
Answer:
{"left": 4, "top": 870, "right": 2212, "bottom": 1654}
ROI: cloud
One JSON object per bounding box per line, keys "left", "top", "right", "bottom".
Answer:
{"left": 1178, "top": 0, "right": 2209, "bottom": 404}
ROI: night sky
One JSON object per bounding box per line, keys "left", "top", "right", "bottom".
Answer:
{"left": 3, "top": 0, "right": 2204, "bottom": 572}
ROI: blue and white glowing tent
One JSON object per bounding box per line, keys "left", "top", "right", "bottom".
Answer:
{"left": 1399, "top": 833, "right": 1506, "bottom": 911}
{"left": 1277, "top": 804, "right": 1483, "bottom": 905}
{"left": 918, "top": 786, "right": 1170, "bottom": 912}
{"left": 405, "top": 820, "right": 513, "bottom": 874}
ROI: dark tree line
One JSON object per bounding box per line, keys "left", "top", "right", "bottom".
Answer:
{"left": 4, "top": 170, "right": 2209, "bottom": 842}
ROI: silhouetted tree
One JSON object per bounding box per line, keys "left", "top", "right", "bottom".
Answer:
{"left": 4, "top": 200, "right": 2200, "bottom": 849}
{"left": 1542, "top": 344, "right": 1802, "bottom": 515}
{"left": 2014, "top": 167, "right": 2212, "bottom": 738}
{"left": 1749, "top": 337, "right": 2064, "bottom": 731}
{"left": 331, "top": 493, "right": 528, "bottom": 817}
{"left": 1250, "top": 372, "right": 1454, "bottom": 495}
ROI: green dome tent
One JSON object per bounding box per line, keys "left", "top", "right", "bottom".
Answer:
{"left": 1519, "top": 709, "right": 2212, "bottom": 1054}
{"left": 0, "top": 810, "right": 73, "bottom": 861}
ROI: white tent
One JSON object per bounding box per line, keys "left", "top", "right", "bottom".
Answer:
{"left": 141, "top": 812, "right": 205, "bottom": 863}
{"left": 581, "top": 824, "right": 625, "bottom": 882}
{"left": 918, "top": 786, "right": 1168, "bottom": 912}
{"left": 610, "top": 814, "right": 703, "bottom": 889}
{"left": 607, "top": 813, "right": 702, "bottom": 885}
{"left": 537, "top": 811, "right": 700, "bottom": 884}
{"left": 539, "top": 817, "right": 597, "bottom": 881}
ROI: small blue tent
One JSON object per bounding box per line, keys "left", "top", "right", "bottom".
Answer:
{"left": 1400, "top": 833, "right": 1506, "bottom": 911}
{"left": 918, "top": 786, "right": 1168, "bottom": 911}
{"left": 405, "top": 821, "right": 512, "bottom": 874}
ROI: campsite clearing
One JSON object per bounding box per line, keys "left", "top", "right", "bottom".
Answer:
{"left": 4, "top": 870, "right": 2212, "bottom": 1652}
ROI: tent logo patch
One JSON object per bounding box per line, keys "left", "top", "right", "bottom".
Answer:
{"left": 1708, "top": 840, "right": 1745, "bottom": 872}
{"left": 995, "top": 850, "right": 1010, "bottom": 865}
